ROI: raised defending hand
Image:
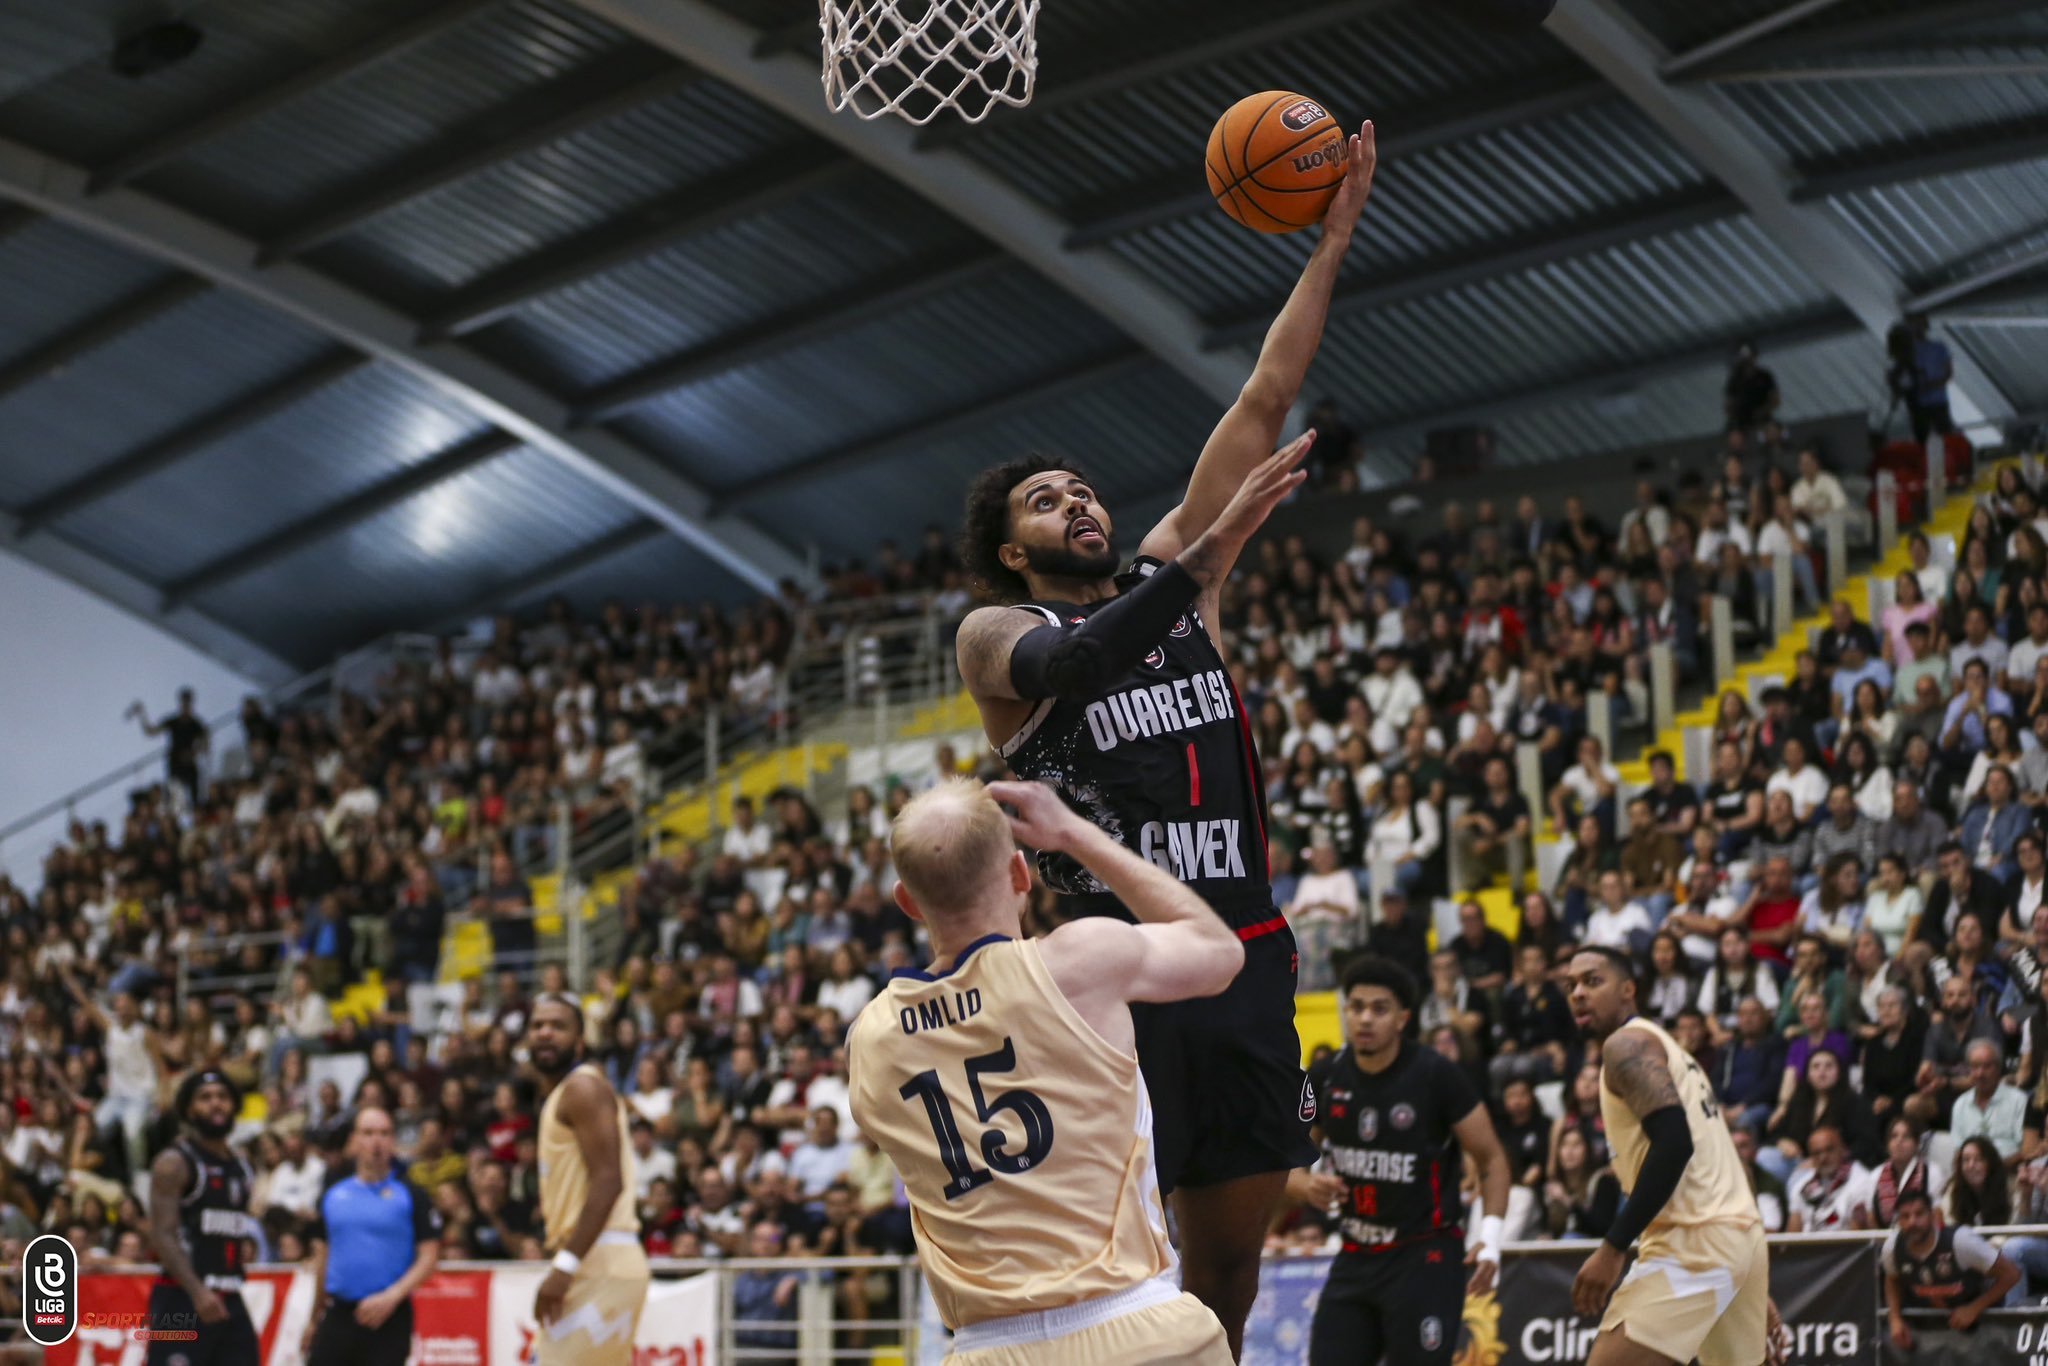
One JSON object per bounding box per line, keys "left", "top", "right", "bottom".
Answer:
{"left": 987, "top": 780, "right": 1092, "bottom": 854}
{"left": 1321, "top": 120, "right": 1377, "bottom": 238}
{"left": 1187, "top": 432, "right": 1315, "bottom": 577}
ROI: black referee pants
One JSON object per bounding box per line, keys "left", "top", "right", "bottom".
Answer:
{"left": 308, "top": 1298, "right": 414, "bottom": 1366}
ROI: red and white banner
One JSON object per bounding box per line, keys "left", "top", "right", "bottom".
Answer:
{"left": 49, "top": 1269, "right": 717, "bottom": 1366}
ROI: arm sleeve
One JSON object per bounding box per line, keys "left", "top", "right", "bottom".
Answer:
{"left": 1008, "top": 560, "right": 1203, "bottom": 701}
{"left": 1603, "top": 1105, "right": 1694, "bottom": 1253}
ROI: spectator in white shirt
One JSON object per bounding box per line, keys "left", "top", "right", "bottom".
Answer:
{"left": 1786, "top": 1125, "right": 1873, "bottom": 1232}
{"left": 2005, "top": 602, "right": 2048, "bottom": 693}
{"left": 721, "top": 797, "right": 774, "bottom": 867}
{"left": 1766, "top": 738, "right": 1829, "bottom": 823}
{"left": 1280, "top": 697, "right": 1338, "bottom": 758}
{"left": 262, "top": 1128, "right": 327, "bottom": 1218}
{"left": 1366, "top": 771, "right": 1439, "bottom": 899}
{"left": 787, "top": 1108, "right": 859, "bottom": 1200}
{"left": 1788, "top": 447, "right": 1849, "bottom": 522}
{"left": 728, "top": 642, "right": 778, "bottom": 718}
{"left": 1584, "top": 871, "right": 1653, "bottom": 954}
{"left": 1755, "top": 495, "right": 1820, "bottom": 616}
{"left": 600, "top": 719, "right": 646, "bottom": 802}
{"left": 630, "top": 1118, "right": 679, "bottom": 1200}
{"left": 816, "top": 947, "right": 875, "bottom": 1022}
{"left": 1949, "top": 1039, "right": 2029, "bottom": 1160}
{"left": 1549, "top": 735, "right": 1619, "bottom": 834}
{"left": 1361, "top": 649, "right": 1424, "bottom": 731}
{"left": 472, "top": 651, "right": 525, "bottom": 708}
{"left": 1288, "top": 837, "right": 1362, "bottom": 924}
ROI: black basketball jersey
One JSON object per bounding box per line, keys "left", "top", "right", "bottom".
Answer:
{"left": 173, "top": 1139, "right": 258, "bottom": 1292}
{"left": 1885, "top": 1224, "right": 1995, "bottom": 1309}
{"left": 1002, "top": 557, "right": 1271, "bottom": 917}
{"left": 1310, "top": 1043, "right": 1482, "bottom": 1253}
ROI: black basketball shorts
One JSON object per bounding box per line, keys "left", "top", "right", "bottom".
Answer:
{"left": 1131, "top": 904, "right": 1319, "bottom": 1195}
{"left": 1309, "top": 1237, "right": 1468, "bottom": 1366}
{"left": 145, "top": 1283, "right": 260, "bottom": 1366}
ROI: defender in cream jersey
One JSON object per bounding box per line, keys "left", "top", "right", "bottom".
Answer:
{"left": 849, "top": 778, "right": 1247, "bottom": 1364}
{"left": 1566, "top": 947, "right": 1788, "bottom": 1366}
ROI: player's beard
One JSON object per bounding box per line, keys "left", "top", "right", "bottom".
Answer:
{"left": 532, "top": 1042, "right": 580, "bottom": 1078}
{"left": 1022, "top": 535, "right": 1118, "bottom": 583}
{"left": 191, "top": 1111, "right": 233, "bottom": 1141}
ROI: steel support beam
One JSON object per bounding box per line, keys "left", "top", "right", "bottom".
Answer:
{"left": 1794, "top": 121, "right": 2048, "bottom": 202}
{"left": 570, "top": 0, "right": 1247, "bottom": 404}
{"left": 1660, "top": 0, "right": 1848, "bottom": 78}
{"left": 1669, "top": 0, "right": 2037, "bottom": 81}
{"left": 0, "top": 135, "right": 808, "bottom": 595}
{"left": 1203, "top": 187, "right": 1740, "bottom": 349}
{"left": 161, "top": 431, "right": 523, "bottom": 608}
{"left": 89, "top": 0, "right": 502, "bottom": 192}
{"left": 1548, "top": 0, "right": 2014, "bottom": 425}
{"left": 0, "top": 275, "right": 209, "bottom": 403}
{"left": 720, "top": 351, "right": 1149, "bottom": 510}
{"left": 571, "top": 247, "right": 1009, "bottom": 424}
{"left": 1711, "top": 58, "right": 2048, "bottom": 83}
{"left": 435, "top": 519, "right": 668, "bottom": 625}
{"left": 0, "top": 514, "right": 299, "bottom": 684}
{"left": 1910, "top": 239, "right": 2048, "bottom": 313}
{"left": 917, "top": 0, "right": 1397, "bottom": 150}
{"left": 260, "top": 60, "right": 695, "bottom": 263}
{"left": 1063, "top": 74, "right": 1610, "bottom": 249}
{"left": 15, "top": 352, "right": 371, "bottom": 534}
{"left": 419, "top": 159, "right": 861, "bottom": 340}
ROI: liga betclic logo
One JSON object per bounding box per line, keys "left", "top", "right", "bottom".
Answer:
{"left": 22, "top": 1233, "right": 78, "bottom": 1347}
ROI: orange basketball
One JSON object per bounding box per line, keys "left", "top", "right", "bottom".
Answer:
{"left": 1204, "top": 91, "right": 1348, "bottom": 234}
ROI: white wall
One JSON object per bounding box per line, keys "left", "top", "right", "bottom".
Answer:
{"left": 0, "top": 548, "right": 259, "bottom": 880}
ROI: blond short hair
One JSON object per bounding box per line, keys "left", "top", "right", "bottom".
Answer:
{"left": 890, "top": 779, "right": 1016, "bottom": 918}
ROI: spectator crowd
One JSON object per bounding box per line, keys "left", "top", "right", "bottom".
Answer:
{"left": 15, "top": 427, "right": 2048, "bottom": 1346}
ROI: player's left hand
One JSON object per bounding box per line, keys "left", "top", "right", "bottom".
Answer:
{"left": 534, "top": 1268, "right": 571, "bottom": 1328}
{"left": 355, "top": 1288, "right": 401, "bottom": 1329}
{"left": 1465, "top": 1244, "right": 1498, "bottom": 1298}
{"left": 1950, "top": 1302, "right": 1985, "bottom": 1332}
{"left": 1570, "top": 1242, "right": 1625, "bottom": 1318}
{"left": 1320, "top": 120, "right": 1377, "bottom": 238}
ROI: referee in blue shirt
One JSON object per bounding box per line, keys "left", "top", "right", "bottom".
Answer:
{"left": 302, "top": 1108, "right": 441, "bottom": 1366}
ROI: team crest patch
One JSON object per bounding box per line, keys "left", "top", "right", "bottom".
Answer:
{"left": 1420, "top": 1316, "right": 1443, "bottom": 1351}
{"left": 1298, "top": 1078, "right": 1316, "bottom": 1122}
{"left": 1171, "top": 615, "right": 1191, "bottom": 637}
{"left": 1144, "top": 646, "right": 1165, "bottom": 669}
{"left": 1357, "top": 1108, "right": 1377, "bottom": 1141}
{"left": 1391, "top": 1103, "right": 1416, "bottom": 1131}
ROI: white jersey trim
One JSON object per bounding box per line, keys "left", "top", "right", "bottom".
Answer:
{"left": 949, "top": 1273, "right": 1179, "bottom": 1351}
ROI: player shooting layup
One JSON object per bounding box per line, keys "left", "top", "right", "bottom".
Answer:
{"left": 953, "top": 122, "right": 1376, "bottom": 1355}
{"left": 525, "top": 994, "right": 651, "bottom": 1365}
{"left": 1566, "top": 947, "right": 1787, "bottom": 1366}
{"left": 849, "top": 779, "right": 1245, "bottom": 1363}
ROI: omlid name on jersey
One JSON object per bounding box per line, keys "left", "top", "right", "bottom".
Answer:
{"left": 896, "top": 989, "right": 984, "bottom": 1036}
{"left": 1082, "top": 669, "right": 1236, "bottom": 752}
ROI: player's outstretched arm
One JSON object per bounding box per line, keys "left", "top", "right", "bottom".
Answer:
{"left": 995, "top": 780, "right": 1243, "bottom": 1005}
{"left": 1140, "top": 122, "right": 1377, "bottom": 567}
{"left": 1570, "top": 1029, "right": 1693, "bottom": 1318}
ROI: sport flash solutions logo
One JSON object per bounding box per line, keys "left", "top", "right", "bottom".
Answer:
{"left": 22, "top": 1233, "right": 77, "bottom": 1346}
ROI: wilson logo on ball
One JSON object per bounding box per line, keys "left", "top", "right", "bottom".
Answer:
{"left": 1291, "top": 139, "right": 1346, "bottom": 174}
{"left": 1279, "top": 99, "right": 1327, "bottom": 131}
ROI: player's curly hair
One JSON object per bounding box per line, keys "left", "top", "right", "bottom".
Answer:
{"left": 1340, "top": 955, "right": 1418, "bottom": 1012}
{"left": 959, "top": 455, "right": 1096, "bottom": 604}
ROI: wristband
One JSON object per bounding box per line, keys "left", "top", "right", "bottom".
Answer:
{"left": 552, "top": 1250, "right": 581, "bottom": 1277}
{"left": 1477, "top": 1214, "right": 1505, "bottom": 1264}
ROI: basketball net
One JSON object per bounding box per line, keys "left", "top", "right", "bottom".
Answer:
{"left": 820, "top": 0, "right": 1039, "bottom": 125}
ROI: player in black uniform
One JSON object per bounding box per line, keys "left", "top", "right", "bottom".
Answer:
{"left": 955, "top": 122, "right": 1378, "bottom": 1355}
{"left": 146, "top": 1070, "right": 261, "bottom": 1366}
{"left": 1881, "top": 1188, "right": 2019, "bottom": 1351}
{"left": 1304, "top": 957, "right": 1511, "bottom": 1366}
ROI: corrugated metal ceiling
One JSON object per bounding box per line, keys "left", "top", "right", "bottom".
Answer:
{"left": 0, "top": 0, "right": 2038, "bottom": 675}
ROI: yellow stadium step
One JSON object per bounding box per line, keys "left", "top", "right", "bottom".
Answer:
{"left": 649, "top": 740, "right": 849, "bottom": 846}
{"left": 1644, "top": 467, "right": 1998, "bottom": 782}
{"left": 1297, "top": 990, "right": 1341, "bottom": 1064}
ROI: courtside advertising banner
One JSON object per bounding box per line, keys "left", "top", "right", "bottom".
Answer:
{"left": 1880, "top": 1309, "right": 2048, "bottom": 1366}
{"left": 1242, "top": 1237, "right": 1882, "bottom": 1365}
{"left": 44, "top": 1269, "right": 717, "bottom": 1366}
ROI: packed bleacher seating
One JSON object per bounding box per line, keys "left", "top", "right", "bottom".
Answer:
{"left": 18, "top": 429, "right": 2048, "bottom": 1321}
